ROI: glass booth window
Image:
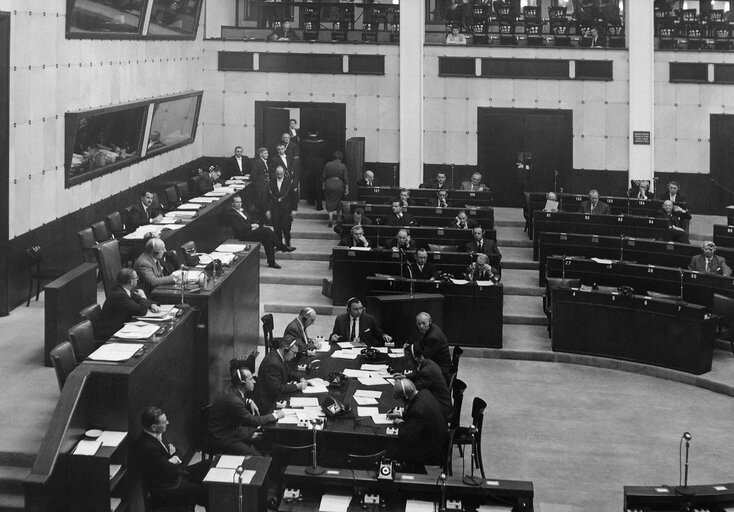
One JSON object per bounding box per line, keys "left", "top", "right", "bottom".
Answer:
{"left": 68, "top": 0, "right": 146, "bottom": 35}
{"left": 146, "top": 94, "right": 201, "bottom": 155}
{"left": 148, "top": 0, "right": 203, "bottom": 36}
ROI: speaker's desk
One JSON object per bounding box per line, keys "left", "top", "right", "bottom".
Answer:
{"left": 205, "top": 455, "right": 271, "bottom": 512}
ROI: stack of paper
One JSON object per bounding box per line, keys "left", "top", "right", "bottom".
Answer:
{"left": 73, "top": 439, "right": 101, "bottom": 455}
{"left": 177, "top": 203, "right": 204, "bottom": 210}
{"left": 203, "top": 467, "right": 255, "bottom": 484}
{"left": 98, "top": 431, "right": 126, "bottom": 447}
{"left": 88, "top": 343, "right": 144, "bottom": 361}
{"left": 357, "top": 376, "right": 389, "bottom": 386}
{"left": 405, "top": 500, "right": 437, "bottom": 512}
{"left": 290, "top": 397, "right": 320, "bottom": 408}
{"left": 189, "top": 197, "right": 218, "bottom": 204}
{"left": 169, "top": 210, "right": 197, "bottom": 218}
{"left": 113, "top": 322, "right": 159, "bottom": 340}
{"left": 160, "top": 224, "right": 184, "bottom": 231}
{"left": 318, "top": 493, "right": 352, "bottom": 512}
{"left": 303, "top": 383, "right": 329, "bottom": 394}
{"left": 207, "top": 252, "right": 236, "bottom": 265}
{"left": 215, "top": 243, "right": 248, "bottom": 253}
{"left": 135, "top": 304, "right": 176, "bottom": 321}
{"left": 204, "top": 187, "right": 234, "bottom": 196}
{"left": 331, "top": 349, "right": 361, "bottom": 360}
{"left": 123, "top": 225, "right": 166, "bottom": 239}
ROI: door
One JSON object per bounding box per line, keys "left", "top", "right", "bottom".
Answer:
{"left": 261, "top": 107, "right": 290, "bottom": 152}
{"left": 710, "top": 114, "right": 734, "bottom": 213}
{"left": 478, "top": 108, "right": 572, "bottom": 207}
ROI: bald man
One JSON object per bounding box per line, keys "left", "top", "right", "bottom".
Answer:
{"left": 254, "top": 338, "right": 309, "bottom": 413}
{"left": 415, "top": 312, "right": 451, "bottom": 377}
{"left": 134, "top": 238, "right": 181, "bottom": 296}
{"left": 398, "top": 344, "right": 453, "bottom": 422}
{"left": 658, "top": 199, "right": 690, "bottom": 243}
{"left": 283, "top": 307, "right": 321, "bottom": 355}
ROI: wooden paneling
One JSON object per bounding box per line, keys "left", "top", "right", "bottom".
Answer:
{"left": 574, "top": 60, "right": 614, "bottom": 80}
{"left": 670, "top": 62, "right": 708, "bottom": 83}
{"left": 481, "top": 58, "right": 569, "bottom": 79}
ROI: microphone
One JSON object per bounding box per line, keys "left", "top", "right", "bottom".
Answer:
{"left": 438, "top": 472, "right": 447, "bottom": 512}
{"left": 236, "top": 465, "right": 245, "bottom": 512}
{"left": 304, "top": 418, "right": 325, "bottom": 475}
{"left": 683, "top": 432, "right": 692, "bottom": 441}
{"left": 677, "top": 431, "right": 694, "bottom": 496}
{"left": 177, "top": 265, "right": 190, "bottom": 309}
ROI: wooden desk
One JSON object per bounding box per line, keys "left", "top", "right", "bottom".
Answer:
{"left": 351, "top": 203, "right": 495, "bottom": 230}
{"left": 532, "top": 211, "right": 671, "bottom": 259}
{"left": 331, "top": 247, "right": 500, "bottom": 306}
{"left": 351, "top": 224, "right": 496, "bottom": 250}
{"left": 552, "top": 288, "right": 716, "bottom": 374}
{"left": 206, "top": 455, "right": 271, "bottom": 512}
{"left": 25, "top": 311, "right": 200, "bottom": 512}
{"left": 625, "top": 481, "right": 734, "bottom": 511}
{"left": 714, "top": 224, "right": 734, "bottom": 248}
{"left": 366, "top": 277, "right": 504, "bottom": 348}
{"left": 357, "top": 186, "right": 494, "bottom": 208}
{"left": 364, "top": 293, "right": 445, "bottom": 345}
{"left": 152, "top": 241, "right": 260, "bottom": 400}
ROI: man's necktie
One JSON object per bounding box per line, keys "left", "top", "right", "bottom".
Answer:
{"left": 350, "top": 318, "right": 356, "bottom": 341}
{"left": 478, "top": 241, "right": 482, "bottom": 251}
{"left": 706, "top": 258, "right": 710, "bottom": 272}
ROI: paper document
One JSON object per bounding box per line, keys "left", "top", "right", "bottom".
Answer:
{"left": 109, "top": 464, "right": 122, "bottom": 480}
{"left": 113, "top": 323, "right": 159, "bottom": 340}
{"left": 73, "top": 439, "right": 101, "bottom": 455}
{"left": 204, "top": 188, "right": 232, "bottom": 196}
{"left": 331, "top": 350, "right": 361, "bottom": 360}
{"left": 354, "top": 396, "right": 378, "bottom": 405}
{"left": 361, "top": 364, "right": 388, "bottom": 371}
{"left": 476, "top": 505, "right": 513, "bottom": 511}
{"left": 591, "top": 258, "right": 614, "bottom": 265}
{"left": 343, "top": 369, "right": 371, "bottom": 378}
{"left": 88, "top": 343, "right": 144, "bottom": 361}
{"left": 319, "top": 492, "right": 352, "bottom": 512}
{"left": 203, "top": 468, "right": 254, "bottom": 484}
{"left": 216, "top": 455, "right": 246, "bottom": 469}
{"left": 216, "top": 243, "right": 248, "bottom": 253}
{"left": 208, "top": 252, "right": 236, "bottom": 265}
{"left": 303, "top": 384, "right": 329, "bottom": 394}
{"left": 153, "top": 217, "right": 178, "bottom": 224}
{"left": 450, "top": 278, "right": 470, "bottom": 285}
{"left": 307, "top": 378, "right": 327, "bottom": 387}
{"left": 371, "top": 415, "right": 393, "bottom": 425}
{"left": 290, "top": 397, "right": 320, "bottom": 408}
{"left": 160, "top": 224, "right": 184, "bottom": 231}
{"left": 476, "top": 280, "right": 494, "bottom": 287}
{"left": 135, "top": 304, "right": 176, "bottom": 321}
{"left": 357, "top": 407, "right": 380, "bottom": 417}
{"left": 98, "top": 431, "right": 126, "bottom": 447}
{"left": 357, "top": 376, "right": 388, "bottom": 386}
{"left": 337, "top": 341, "right": 355, "bottom": 349}
{"left": 405, "top": 500, "right": 437, "bottom": 512}
{"left": 277, "top": 416, "right": 300, "bottom": 424}
{"left": 177, "top": 203, "right": 203, "bottom": 210}
{"left": 354, "top": 389, "right": 382, "bottom": 399}
{"left": 189, "top": 197, "right": 218, "bottom": 203}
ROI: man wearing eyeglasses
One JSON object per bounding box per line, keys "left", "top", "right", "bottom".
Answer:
{"left": 254, "top": 338, "right": 309, "bottom": 413}
{"left": 96, "top": 268, "right": 160, "bottom": 340}
{"left": 134, "top": 238, "right": 182, "bottom": 296}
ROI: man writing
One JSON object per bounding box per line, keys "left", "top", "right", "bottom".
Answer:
{"left": 96, "top": 268, "right": 160, "bottom": 340}
{"left": 134, "top": 238, "right": 181, "bottom": 296}
{"left": 254, "top": 339, "right": 309, "bottom": 413}
{"left": 329, "top": 297, "right": 392, "bottom": 346}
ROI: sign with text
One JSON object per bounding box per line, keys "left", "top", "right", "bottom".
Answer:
{"left": 633, "top": 131, "right": 651, "bottom": 145}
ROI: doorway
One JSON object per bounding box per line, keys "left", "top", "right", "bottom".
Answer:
{"left": 477, "top": 108, "right": 572, "bottom": 207}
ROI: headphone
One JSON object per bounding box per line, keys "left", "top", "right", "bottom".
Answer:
{"left": 233, "top": 367, "right": 247, "bottom": 386}
{"left": 300, "top": 307, "right": 315, "bottom": 321}
{"left": 286, "top": 339, "right": 298, "bottom": 353}
{"left": 399, "top": 379, "right": 407, "bottom": 399}
{"left": 346, "top": 297, "right": 360, "bottom": 309}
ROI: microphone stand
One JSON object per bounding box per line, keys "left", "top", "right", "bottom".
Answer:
{"left": 558, "top": 187, "right": 564, "bottom": 211}
{"left": 305, "top": 419, "right": 325, "bottom": 475}
{"left": 235, "top": 465, "right": 244, "bottom": 512}
{"left": 392, "top": 165, "right": 398, "bottom": 188}
{"left": 462, "top": 426, "right": 482, "bottom": 486}
{"left": 619, "top": 234, "right": 625, "bottom": 262}
{"left": 438, "top": 473, "right": 447, "bottom": 512}
{"left": 450, "top": 164, "right": 455, "bottom": 190}
{"left": 680, "top": 269, "right": 684, "bottom": 302}
{"left": 676, "top": 433, "right": 694, "bottom": 496}
{"left": 177, "top": 265, "right": 190, "bottom": 309}
{"left": 553, "top": 170, "right": 558, "bottom": 193}
{"left": 561, "top": 254, "right": 566, "bottom": 283}
{"left": 399, "top": 248, "right": 405, "bottom": 279}
{"left": 406, "top": 262, "right": 414, "bottom": 298}
{"left": 375, "top": 218, "right": 381, "bottom": 248}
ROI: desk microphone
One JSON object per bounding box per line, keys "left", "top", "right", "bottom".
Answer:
{"left": 438, "top": 472, "right": 447, "bottom": 512}
{"left": 677, "top": 432, "right": 694, "bottom": 496}
{"left": 177, "top": 265, "right": 190, "bottom": 309}
{"left": 305, "top": 419, "right": 325, "bottom": 475}
{"left": 235, "top": 465, "right": 245, "bottom": 512}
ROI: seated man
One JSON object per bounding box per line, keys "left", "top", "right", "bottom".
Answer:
{"left": 466, "top": 226, "right": 501, "bottom": 261}
{"left": 128, "top": 190, "right": 163, "bottom": 230}
{"left": 447, "top": 210, "right": 477, "bottom": 230}
{"left": 397, "top": 344, "right": 453, "bottom": 422}
{"left": 96, "top": 268, "right": 160, "bottom": 340}
{"left": 142, "top": 232, "right": 180, "bottom": 276}
{"left": 657, "top": 199, "right": 690, "bottom": 243}
{"left": 460, "top": 172, "right": 488, "bottom": 192}
{"left": 445, "top": 25, "right": 467, "bottom": 45}
{"left": 334, "top": 206, "right": 372, "bottom": 236}
{"left": 384, "top": 228, "right": 417, "bottom": 252}
{"left": 133, "top": 407, "right": 210, "bottom": 509}
{"left": 397, "top": 189, "right": 416, "bottom": 208}
{"left": 226, "top": 195, "right": 294, "bottom": 269}
{"left": 339, "top": 225, "right": 373, "bottom": 248}
{"left": 283, "top": 307, "right": 321, "bottom": 355}
{"left": 386, "top": 200, "right": 418, "bottom": 226}
{"left": 435, "top": 189, "right": 451, "bottom": 208}
{"left": 267, "top": 19, "right": 300, "bottom": 41}
{"left": 329, "top": 297, "right": 392, "bottom": 346}
{"left": 195, "top": 165, "right": 221, "bottom": 196}
{"left": 578, "top": 189, "right": 611, "bottom": 215}
{"left": 254, "top": 338, "right": 309, "bottom": 413}
{"left": 209, "top": 363, "right": 284, "bottom": 455}
{"left": 628, "top": 180, "right": 652, "bottom": 200}
{"left": 415, "top": 312, "right": 452, "bottom": 376}
{"left": 387, "top": 379, "right": 448, "bottom": 473}
{"left": 134, "top": 238, "right": 181, "bottom": 296}
{"left": 425, "top": 171, "right": 450, "bottom": 190}
{"left": 688, "top": 241, "right": 731, "bottom": 276}
{"left": 543, "top": 191, "right": 559, "bottom": 212}
{"left": 411, "top": 248, "right": 438, "bottom": 280}
{"left": 465, "top": 253, "right": 500, "bottom": 283}
{"left": 659, "top": 180, "right": 686, "bottom": 203}
{"left": 356, "top": 170, "right": 377, "bottom": 187}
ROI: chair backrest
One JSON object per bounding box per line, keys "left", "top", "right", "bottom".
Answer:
{"left": 91, "top": 220, "right": 111, "bottom": 243}
{"left": 176, "top": 182, "right": 191, "bottom": 202}
{"left": 79, "top": 303, "right": 102, "bottom": 331}
{"left": 261, "top": 313, "right": 274, "bottom": 351}
{"left": 450, "top": 379, "right": 467, "bottom": 429}
{"left": 94, "top": 240, "right": 122, "bottom": 298}
{"left": 713, "top": 294, "right": 734, "bottom": 327}
{"left": 346, "top": 450, "right": 386, "bottom": 471}
{"left": 49, "top": 341, "right": 77, "bottom": 390}
{"left": 451, "top": 345, "right": 463, "bottom": 374}
{"left": 544, "top": 277, "right": 582, "bottom": 314}
{"left": 150, "top": 192, "right": 163, "bottom": 212}
{"left": 165, "top": 185, "right": 180, "bottom": 206}
{"left": 77, "top": 228, "right": 97, "bottom": 264}
{"left": 470, "top": 397, "right": 487, "bottom": 440}
{"left": 272, "top": 442, "right": 313, "bottom": 468}
{"left": 105, "top": 211, "right": 125, "bottom": 237}
{"left": 67, "top": 320, "right": 96, "bottom": 361}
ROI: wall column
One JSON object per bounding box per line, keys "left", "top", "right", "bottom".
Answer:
{"left": 627, "top": 1, "right": 655, "bottom": 186}
{"left": 399, "top": 1, "right": 424, "bottom": 188}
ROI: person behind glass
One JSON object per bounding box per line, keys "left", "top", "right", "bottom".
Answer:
{"left": 688, "top": 241, "right": 732, "bottom": 277}
{"left": 254, "top": 339, "right": 310, "bottom": 413}
{"left": 543, "top": 191, "right": 559, "bottom": 212}
{"left": 466, "top": 226, "right": 502, "bottom": 261}
{"left": 227, "top": 145, "right": 249, "bottom": 179}
{"left": 134, "top": 238, "right": 181, "bottom": 296}
{"left": 657, "top": 199, "right": 690, "bottom": 243}
{"left": 461, "top": 172, "right": 488, "bottom": 191}
{"left": 411, "top": 248, "right": 438, "bottom": 280}
{"left": 147, "top": 130, "right": 165, "bottom": 151}
{"left": 226, "top": 195, "right": 294, "bottom": 270}
{"left": 448, "top": 209, "right": 477, "bottom": 229}
{"left": 415, "top": 312, "right": 452, "bottom": 376}
{"left": 322, "top": 151, "right": 348, "bottom": 228}
{"left": 96, "top": 268, "right": 160, "bottom": 340}
{"left": 335, "top": 206, "right": 373, "bottom": 236}
{"left": 583, "top": 26, "right": 605, "bottom": 48}
{"left": 446, "top": 25, "right": 467, "bottom": 45}
{"left": 578, "top": 189, "right": 611, "bottom": 215}
{"left": 268, "top": 165, "right": 298, "bottom": 251}
{"left": 446, "top": 0, "right": 472, "bottom": 30}
{"left": 339, "top": 225, "right": 373, "bottom": 248}
{"left": 395, "top": 343, "right": 453, "bottom": 422}
{"left": 133, "top": 406, "right": 210, "bottom": 510}
{"left": 208, "top": 363, "right": 285, "bottom": 456}
{"left": 128, "top": 190, "right": 163, "bottom": 230}
{"left": 195, "top": 165, "right": 221, "bottom": 196}
{"left": 384, "top": 228, "right": 417, "bottom": 252}
{"left": 628, "top": 179, "right": 652, "bottom": 200}
{"left": 465, "top": 252, "right": 500, "bottom": 283}
{"left": 357, "top": 170, "right": 377, "bottom": 187}
{"left": 267, "top": 19, "right": 300, "bottom": 41}
{"left": 301, "top": 131, "right": 327, "bottom": 209}
{"left": 386, "top": 200, "right": 419, "bottom": 226}
{"left": 329, "top": 297, "right": 393, "bottom": 346}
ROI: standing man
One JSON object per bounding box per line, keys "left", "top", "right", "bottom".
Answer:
{"left": 287, "top": 119, "right": 300, "bottom": 144}
{"left": 578, "top": 189, "right": 611, "bottom": 215}
{"left": 268, "top": 165, "right": 298, "bottom": 251}
{"left": 329, "top": 297, "right": 393, "bottom": 346}
{"left": 96, "top": 269, "right": 160, "bottom": 340}
{"left": 688, "top": 241, "right": 732, "bottom": 276}
{"left": 301, "top": 132, "right": 327, "bottom": 209}
{"left": 134, "top": 238, "right": 181, "bottom": 296}
{"left": 227, "top": 146, "right": 249, "bottom": 179}
{"left": 128, "top": 190, "right": 163, "bottom": 230}
{"left": 415, "top": 312, "right": 452, "bottom": 377}
{"left": 270, "top": 143, "right": 292, "bottom": 176}
{"left": 466, "top": 226, "right": 502, "bottom": 261}
{"left": 254, "top": 339, "right": 309, "bottom": 413}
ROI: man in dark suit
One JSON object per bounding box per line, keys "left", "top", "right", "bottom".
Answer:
{"left": 281, "top": 133, "right": 300, "bottom": 161}
{"left": 689, "top": 241, "right": 732, "bottom": 276}
{"left": 194, "top": 166, "right": 221, "bottom": 196}
{"left": 448, "top": 210, "right": 478, "bottom": 229}
{"left": 399, "top": 344, "right": 453, "bottom": 422}
{"left": 386, "top": 200, "right": 419, "bottom": 226}
{"left": 415, "top": 312, "right": 451, "bottom": 376}
{"left": 578, "top": 189, "right": 611, "bottom": 215}
{"left": 387, "top": 379, "right": 448, "bottom": 472}
{"left": 657, "top": 200, "right": 690, "bottom": 243}
{"left": 268, "top": 165, "right": 298, "bottom": 250}
{"left": 254, "top": 338, "right": 308, "bottom": 413}
{"left": 433, "top": 189, "right": 451, "bottom": 208}
{"left": 250, "top": 147, "right": 272, "bottom": 219}
{"left": 134, "top": 238, "right": 180, "bottom": 296}
{"left": 226, "top": 146, "right": 249, "bottom": 179}
{"left": 287, "top": 119, "right": 300, "bottom": 144}
{"left": 209, "top": 364, "right": 284, "bottom": 455}
{"left": 411, "top": 248, "right": 437, "bottom": 280}
{"left": 226, "top": 195, "right": 294, "bottom": 269}
{"left": 133, "top": 407, "right": 210, "bottom": 509}
{"left": 397, "top": 189, "right": 416, "bottom": 207}
{"left": 384, "top": 229, "right": 417, "bottom": 252}
{"left": 127, "top": 190, "right": 163, "bottom": 230}
{"left": 465, "top": 253, "right": 501, "bottom": 283}
{"left": 425, "top": 171, "right": 450, "bottom": 190}
{"left": 356, "top": 170, "right": 377, "bottom": 187}
{"left": 329, "top": 297, "right": 392, "bottom": 346}
{"left": 334, "top": 207, "right": 373, "bottom": 236}
{"left": 466, "top": 226, "right": 501, "bottom": 261}
{"left": 339, "top": 225, "right": 373, "bottom": 248}
{"left": 96, "top": 268, "right": 159, "bottom": 339}
{"left": 659, "top": 180, "right": 686, "bottom": 204}
{"left": 270, "top": 143, "right": 292, "bottom": 176}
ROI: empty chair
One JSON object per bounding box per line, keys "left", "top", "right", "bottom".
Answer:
{"left": 67, "top": 319, "right": 97, "bottom": 361}
{"left": 261, "top": 313, "right": 275, "bottom": 352}
{"left": 91, "top": 220, "right": 112, "bottom": 243}
{"left": 24, "top": 246, "right": 64, "bottom": 306}
{"left": 94, "top": 240, "right": 122, "bottom": 298}
{"left": 176, "top": 182, "right": 192, "bottom": 202}
{"left": 451, "top": 345, "right": 464, "bottom": 375}
{"left": 77, "top": 227, "right": 97, "bottom": 264}
{"left": 49, "top": 341, "right": 77, "bottom": 390}
{"left": 164, "top": 186, "right": 181, "bottom": 209}
{"left": 446, "top": 378, "right": 467, "bottom": 476}
{"left": 105, "top": 211, "right": 127, "bottom": 239}
{"left": 79, "top": 303, "right": 102, "bottom": 330}
{"left": 712, "top": 293, "right": 734, "bottom": 357}
{"left": 346, "top": 450, "right": 386, "bottom": 471}
{"left": 450, "top": 397, "right": 487, "bottom": 478}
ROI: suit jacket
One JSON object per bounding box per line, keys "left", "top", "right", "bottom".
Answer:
{"left": 133, "top": 432, "right": 185, "bottom": 492}
{"left": 578, "top": 200, "right": 611, "bottom": 215}
{"left": 425, "top": 180, "right": 450, "bottom": 190}
{"left": 466, "top": 238, "right": 502, "bottom": 260}
{"left": 340, "top": 214, "right": 373, "bottom": 228}
{"left": 411, "top": 262, "right": 437, "bottom": 280}
{"left": 128, "top": 201, "right": 159, "bottom": 230}
{"left": 465, "top": 262, "right": 500, "bottom": 283}
{"left": 410, "top": 358, "right": 453, "bottom": 422}
{"left": 398, "top": 389, "right": 449, "bottom": 466}
{"left": 659, "top": 191, "right": 687, "bottom": 204}
{"left": 688, "top": 254, "right": 732, "bottom": 277}
{"left": 268, "top": 175, "right": 298, "bottom": 212}
{"left": 208, "top": 388, "right": 278, "bottom": 450}
{"left": 447, "top": 218, "right": 478, "bottom": 230}
{"left": 287, "top": 128, "right": 300, "bottom": 144}
{"left": 225, "top": 207, "right": 256, "bottom": 240}
{"left": 460, "top": 181, "right": 488, "bottom": 192}
{"left": 195, "top": 173, "right": 215, "bottom": 196}
{"left": 267, "top": 27, "right": 300, "bottom": 40}
{"left": 283, "top": 318, "right": 316, "bottom": 354}
{"left": 227, "top": 155, "right": 249, "bottom": 178}
{"left": 97, "top": 285, "right": 152, "bottom": 340}
{"left": 339, "top": 235, "right": 373, "bottom": 248}
{"left": 250, "top": 158, "right": 270, "bottom": 183}
{"left": 283, "top": 141, "right": 299, "bottom": 160}
{"left": 269, "top": 154, "right": 292, "bottom": 174}
{"left": 134, "top": 253, "right": 175, "bottom": 296}
{"left": 254, "top": 350, "right": 300, "bottom": 412}
{"left": 432, "top": 198, "right": 452, "bottom": 208}
{"left": 419, "top": 324, "right": 451, "bottom": 375}
{"left": 330, "top": 312, "right": 386, "bottom": 346}
{"left": 357, "top": 178, "right": 377, "bottom": 187}
{"left": 386, "top": 212, "right": 418, "bottom": 227}
{"left": 384, "top": 238, "right": 418, "bottom": 252}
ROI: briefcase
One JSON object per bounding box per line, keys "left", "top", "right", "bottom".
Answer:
{"left": 321, "top": 278, "right": 333, "bottom": 298}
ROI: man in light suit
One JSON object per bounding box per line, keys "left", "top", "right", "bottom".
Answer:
{"left": 460, "top": 172, "right": 488, "bottom": 192}
{"left": 133, "top": 238, "right": 180, "bottom": 296}
{"left": 578, "top": 189, "right": 611, "bottom": 215}
{"left": 283, "top": 307, "right": 321, "bottom": 355}
{"left": 688, "top": 241, "right": 732, "bottom": 276}
{"left": 329, "top": 297, "right": 392, "bottom": 346}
